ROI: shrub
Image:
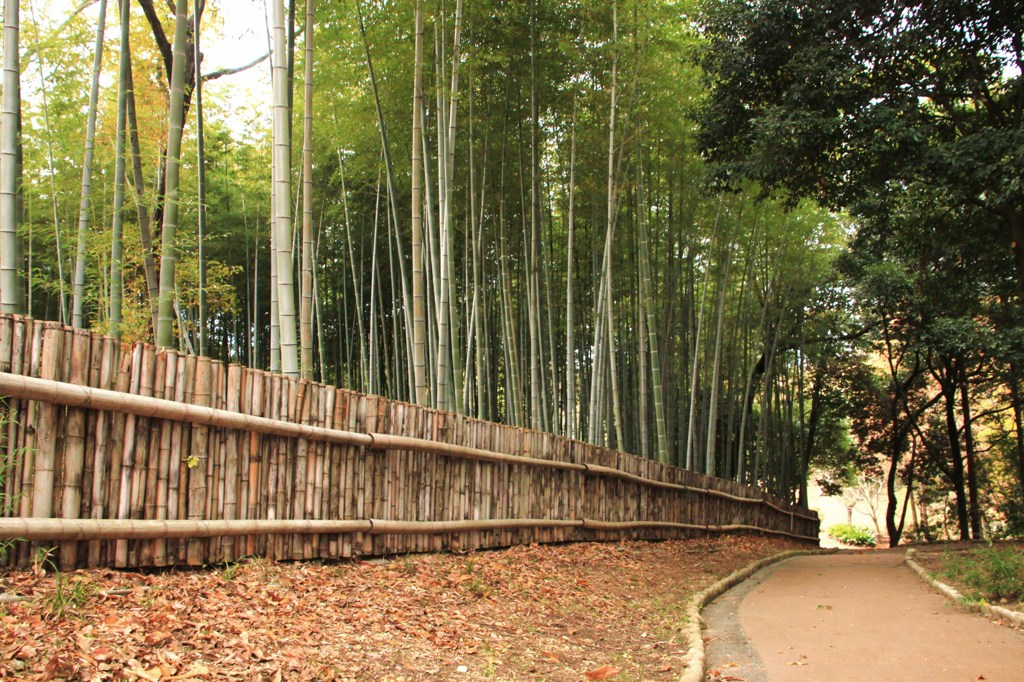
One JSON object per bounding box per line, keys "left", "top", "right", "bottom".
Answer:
{"left": 938, "top": 545, "right": 1024, "bottom": 603}
{"left": 827, "top": 523, "right": 877, "bottom": 547}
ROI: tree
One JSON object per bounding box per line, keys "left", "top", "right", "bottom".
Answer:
{"left": 0, "top": 0, "right": 21, "bottom": 314}
{"left": 271, "top": 0, "right": 299, "bottom": 377}
{"left": 697, "top": 0, "right": 1024, "bottom": 291}
{"left": 300, "top": 0, "right": 316, "bottom": 379}
{"left": 155, "top": 0, "right": 190, "bottom": 349}
{"left": 70, "top": 0, "right": 107, "bottom": 329}
{"left": 109, "top": 0, "right": 131, "bottom": 340}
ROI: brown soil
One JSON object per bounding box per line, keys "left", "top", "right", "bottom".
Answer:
{"left": 727, "top": 550, "right": 1024, "bottom": 682}
{"left": 0, "top": 535, "right": 804, "bottom": 681}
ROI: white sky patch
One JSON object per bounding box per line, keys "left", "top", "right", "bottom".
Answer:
{"left": 202, "top": 0, "right": 273, "bottom": 138}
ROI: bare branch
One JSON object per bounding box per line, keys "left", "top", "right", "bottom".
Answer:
{"left": 202, "top": 52, "right": 270, "bottom": 82}
{"left": 138, "top": 0, "right": 174, "bottom": 81}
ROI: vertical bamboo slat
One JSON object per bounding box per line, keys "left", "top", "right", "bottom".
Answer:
{"left": 31, "top": 324, "right": 65, "bottom": 522}
{"left": 129, "top": 345, "right": 157, "bottom": 567}
{"left": 58, "top": 329, "right": 91, "bottom": 567}
{"left": 154, "top": 350, "right": 178, "bottom": 566}
{"left": 222, "top": 364, "right": 242, "bottom": 562}
{"left": 187, "top": 357, "right": 212, "bottom": 565}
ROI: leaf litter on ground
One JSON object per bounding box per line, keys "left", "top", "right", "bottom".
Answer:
{"left": 0, "top": 535, "right": 805, "bottom": 680}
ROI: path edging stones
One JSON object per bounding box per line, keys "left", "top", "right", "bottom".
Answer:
{"left": 679, "top": 547, "right": 832, "bottom": 682}
{"left": 904, "top": 548, "right": 1024, "bottom": 629}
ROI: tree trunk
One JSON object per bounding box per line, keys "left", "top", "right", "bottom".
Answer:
{"left": 939, "top": 362, "right": 971, "bottom": 540}
{"left": 155, "top": 0, "right": 189, "bottom": 349}
{"left": 26, "top": 2, "right": 66, "bottom": 322}
{"left": 71, "top": 0, "right": 108, "bottom": 328}
{"left": 564, "top": 101, "right": 577, "bottom": 440}
{"left": 410, "top": 0, "right": 427, "bottom": 406}
{"left": 704, "top": 245, "right": 731, "bottom": 475}
{"left": 271, "top": 0, "right": 299, "bottom": 376}
{"left": 125, "top": 61, "right": 159, "bottom": 333}
{"left": 299, "top": 0, "right": 316, "bottom": 379}
{"left": 0, "top": 0, "right": 20, "bottom": 315}
{"left": 637, "top": 154, "right": 668, "bottom": 463}
{"left": 194, "top": 0, "right": 208, "bottom": 356}
{"left": 1010, "top": 373, "right": 1024, "bottom": 499}
{"left": 355, "top": 0, "right": 414, "bottom": 391}
{"left": 109, "top": 0, "right": 131, "bottom": 340}
{"left": 959, "top": 375, "right": 982, "bottom": 539}
{"left": 685, "top": 234, "right": 714, "bottom": 470}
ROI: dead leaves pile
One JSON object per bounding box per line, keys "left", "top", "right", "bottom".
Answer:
{"left": 0, "top": 535, "right": 802, "bottom": 681}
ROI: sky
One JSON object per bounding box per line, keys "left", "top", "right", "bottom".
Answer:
{"left": 196, "top": 0, "right": 275, "bottom": 135}
{"left": 202, "top": 0, "right": 273, "bottom": 102}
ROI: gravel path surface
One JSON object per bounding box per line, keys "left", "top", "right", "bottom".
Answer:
{"left": 703, "top": 550, "right": 1024, "bottom": 681}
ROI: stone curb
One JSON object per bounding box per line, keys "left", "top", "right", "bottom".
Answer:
{"left": 679, "top": 548, "right": 833, "bottom": 682}
{"left": 904, "top": 548, "right": 1024, "bottom": 629}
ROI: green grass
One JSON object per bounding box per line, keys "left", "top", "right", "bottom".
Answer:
{"left": 42, "top": 573, "right": 93, "bottom": 620}
{"left": 936, "top": 545, "right": 1024, "bottom": 604}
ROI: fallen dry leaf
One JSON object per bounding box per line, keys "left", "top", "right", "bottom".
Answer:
{"left": 0, "top": 536, "right": 806, "bottom": 681}
{"left": 127, "top": 663, "right": 163, "bottom": 681}
{"left": 585, "top": 664, "right": 622, "bottom": 680}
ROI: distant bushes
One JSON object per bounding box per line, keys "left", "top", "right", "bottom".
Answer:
{"left": 827, "top": 523, "right": 877, "bottom": 547}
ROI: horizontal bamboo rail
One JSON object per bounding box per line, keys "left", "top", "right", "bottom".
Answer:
{"left": 0, "top": 371, "right": 373, "bottom": 448}
{"left": 0, "top": 372, "right": 817, "bottom": 524}
{"left": 367, "top": 432, "right": 588, "bottom": 471}
{"left": 580, "top": 519, "right": 812, "bottom": 540}
{"left": 0, "top": 517, "right": 819, "bottom": 542}
{"left": 0, "top": 518, "right": 372, "bottom": 541}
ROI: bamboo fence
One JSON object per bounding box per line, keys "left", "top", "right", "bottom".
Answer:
{"left": 0, "top": 315, "right": 819, "bottom": 569}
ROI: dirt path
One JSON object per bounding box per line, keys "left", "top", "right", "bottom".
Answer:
{"left": 704, "top": 550, "right": 1024, "bottom": 682}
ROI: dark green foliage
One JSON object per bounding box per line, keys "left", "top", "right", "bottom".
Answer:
{"left": 697, "top": 0, "right": 1023, "bottom": 218}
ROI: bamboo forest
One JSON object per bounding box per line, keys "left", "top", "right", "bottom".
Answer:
{"left": 0, "top": 0, "right": 1022, "bottom": 550}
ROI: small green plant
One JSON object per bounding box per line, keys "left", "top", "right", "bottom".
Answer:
{"left": 0, "top": 409, "right": 25, "bottom": 563}
{"left": 397, "top": 554, "right": 417, "bottom": 575}
{"left": 221, "top": 555, "right": 254, "bottom": 582}
{"left": 467, "top": 577, "right": 492, "bottom": 598}
{"left": 33, "top": 545, "right": 58, "bottom": 575}
{"left": 827, "top": 523, "right": 877, "bottom": 547}
{"left": 42, "top": 573, "right": 92, "bottom": 620}
{"left": 938, "top": 545, "right": 1024, "bottom": 604}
